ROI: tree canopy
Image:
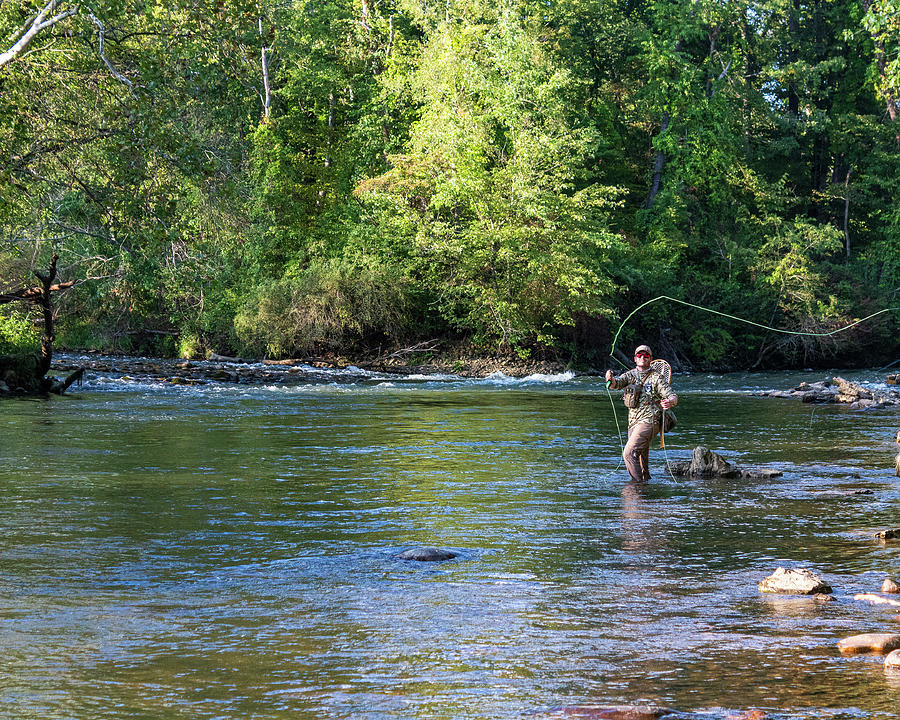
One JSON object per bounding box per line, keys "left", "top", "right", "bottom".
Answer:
{"left": 2, "top": 0, "right": 898, "bottom": 368}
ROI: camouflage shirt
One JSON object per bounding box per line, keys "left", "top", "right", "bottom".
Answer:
{"left": 611, "top": 367, "right": 675, "bottom": 428}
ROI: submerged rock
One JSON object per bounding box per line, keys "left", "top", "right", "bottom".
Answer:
{"left": 667, "top": 447, "right": 782, "bottom": 479}
{"left": 837, "top": 633, "right": 900, "bottom": 655}
{"left": 725, "top": 712, "right": 768, "bottom": 720}
{"left": 758, "top": 567, "right": 832, "bottom": 595}
{"left": 853, "top": 593, "right": 900, "bottom": 607}
{"left": 395, "top": 546, "right": 458, "bottom": 562}
{"left": 548, "top": 705, "right": 677, "bottom": 719}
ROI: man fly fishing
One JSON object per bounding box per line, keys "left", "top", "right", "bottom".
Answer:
{"left": 605, "top": 345, "right": 678, "bottom": 483}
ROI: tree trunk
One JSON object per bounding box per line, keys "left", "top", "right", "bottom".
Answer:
{"left": 644, "top": 111, "right": 670, "bottom": 210}
{"left": 34, "top": 254, "right": 59, "bottom": 378}
{"left": 843, "top": 166, "right": 851, "bottom": 257}
{"left": 788, "top": 0, "right": 800, "bottom": 117}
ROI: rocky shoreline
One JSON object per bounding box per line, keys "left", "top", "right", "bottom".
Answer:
{"left": 757, "top": 374, "right": 900, "bottom": 409}
{"left": 25, "top": 349, "right": 576, "bottom": 391}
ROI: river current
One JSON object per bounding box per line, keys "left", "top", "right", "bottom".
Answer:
{"left": 2, "top": 358, "right": 900, "bottom": 719}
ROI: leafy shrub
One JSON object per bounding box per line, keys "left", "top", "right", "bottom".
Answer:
{"left": 0, "top": 309, "right": 39, "bottom": 355}
{"left": 234, "top": 256, "right": 414, "bottom": 357}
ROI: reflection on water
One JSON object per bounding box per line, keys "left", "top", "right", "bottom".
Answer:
{"left": 1, "top": 367, "right": 900, "bottom": 719}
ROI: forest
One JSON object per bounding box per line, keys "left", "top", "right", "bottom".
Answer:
{"left": 1, "top": 0, "right": 899, "bottom": 370}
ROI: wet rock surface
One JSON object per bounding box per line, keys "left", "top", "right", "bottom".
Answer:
{"left": 546, "top": 705, "right": 678, "bottom": 719}
{"left": 667, "top": 447, "right": 782, "bottom": 479}
{"left": 758, "top": 567, "right": 832, "bottom": 595}
{"left": 724, "top": 712, "right": 768, "bottom": 720}
{"left": 874, "top": 529, "right": 900, "bottom": 541}
{"left": 854, "top": 593, "right": 900, "bottom": 607}
{"left": 395, "top": 547, "right": 458, "bottom": 562}
{"left": 46, "top": 350, "right": 572, "bottom": 388}
{"left": 757, "top": 376, "right": 900, "bottom": 408}
{"left": 837, "top": 633, "right": 900, "bottom": 655}
{"left": 49, "top": 352, "right": 387, "bottom": 387}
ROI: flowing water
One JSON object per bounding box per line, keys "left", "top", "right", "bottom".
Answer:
{"left": 2, "top": 358, "right": 900, "bottom": 719}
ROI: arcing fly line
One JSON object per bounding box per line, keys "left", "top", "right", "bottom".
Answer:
{"left": 604, "top": 295, "right": 899, "bottom": 480}
{"left": 609, "top": 295, "right": 899, "bottom": 370}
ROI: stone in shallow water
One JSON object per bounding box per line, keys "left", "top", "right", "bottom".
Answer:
{"left": 853, "top": 593, "right": 900, "bottom": 607}
{"left": 758, "top": 567, "right": 832, "bottom": 595}
{"left": 666, "top": 447, "right": 782, "bottom": 479}
{"left": 837, "top": 633, "right": 900, "bottom": 655}
{"left": 395, "top": 547, "right": 457, "bottom": 562}
{"left": 875, "top": 529, "right": 900, "bottom": 541}
{"left": 885, "top": 649, "right": 900, "bottom": 670}
{"left": 882, "top": 578, "right": 900, "bottom": 594}
{"left": 549, "top": 705, "right": 676, "bottom": 719}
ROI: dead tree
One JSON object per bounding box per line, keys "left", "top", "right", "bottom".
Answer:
{"left": 0, "top": 253, "right": 81, "bottom": 394}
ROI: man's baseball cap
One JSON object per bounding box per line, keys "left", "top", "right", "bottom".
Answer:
{"left": 634, "top": 344, "right": 653, "bottom": 356}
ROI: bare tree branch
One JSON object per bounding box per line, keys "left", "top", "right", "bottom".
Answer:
{"left": 0, "top": 280, "right": 75, "bottom": 305}
{"left": 0, "top": 1, "right": 80, "bottom": 70}
{"left": 87, "top": 13, "right": 136, "bottom": 95}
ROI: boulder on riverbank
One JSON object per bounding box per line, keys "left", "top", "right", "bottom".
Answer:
{"left": 759, "top": 567, "right": 832, "bottom": 595}
{"left": 666, "top": 447, "right": 782, "bottom": 479}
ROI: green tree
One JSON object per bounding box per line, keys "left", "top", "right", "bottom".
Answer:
{"left": 355, "top": 5, "right": 628, "bottom": 350}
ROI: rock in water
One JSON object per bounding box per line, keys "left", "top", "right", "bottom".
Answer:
{"left": 875, "top": 529, "right": 900, "bottom": 541}
{"left": 395, "top": 547, "right": 457, "bottom": 562}
{"left": 882, "top": 578, "right": 900, "bottom": 594}
{"left": 838, "top": 633, "right": 900, "bottom": 655}
{"left": 885, "top": 649, "right": 900, "bottom": 670}
{"left": 549, "top": 705, "right": 676, "bottom": 719}
{"left": 758, "top": 567, "right": 832, "bottom": 595}
{"left": 725, "top": 712, "right": 768, "bottom": 720}
{"left": 853, "top": 593, "right": 900, "bottom": 607}
{"left": 667, "top": 447, "right": 782, "bottom": 479}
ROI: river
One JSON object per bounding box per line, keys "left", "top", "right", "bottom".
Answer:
{"left": 2, "top": 358, "right": 900, "bottom": 719}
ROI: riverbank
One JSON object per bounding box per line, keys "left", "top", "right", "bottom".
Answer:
{"left": 45, "top": 347, "right": 583, "bottom": 388}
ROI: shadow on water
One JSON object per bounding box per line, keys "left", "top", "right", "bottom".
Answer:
{"left": 1, "top": 367, "right": 900, "bottom": 718}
